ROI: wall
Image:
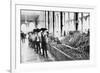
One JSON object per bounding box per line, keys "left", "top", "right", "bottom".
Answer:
{"left": 0, "top": 0, "right": 100, "bottom": 73}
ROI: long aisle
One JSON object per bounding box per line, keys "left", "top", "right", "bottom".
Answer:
{"left": 21, "top": 38, "right": 55, "bottom": 63}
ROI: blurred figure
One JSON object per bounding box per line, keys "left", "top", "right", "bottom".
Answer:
{"left": 41, "top": 31, "right": 48, "bottom": 57}
{"left": 36, "top": 32, "right": 41, "bottom": 54}
{"left": 32, "top": 32, "right": 36, "bottom": 50}
{"left": 28, "top": 31, "right": 37, "bottom": 50}
{"left": 21, "top": 31, "right": 26, "bottom": 43}
{"left": 28, "top": 32, "right": 33, "bottom": 48}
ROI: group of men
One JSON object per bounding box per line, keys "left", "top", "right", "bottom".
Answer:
{"left": 25, "top": 29, "right": 49, "bottom": 58}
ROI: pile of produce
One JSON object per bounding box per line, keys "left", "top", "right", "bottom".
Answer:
{"left": 56, "top": 44, "right": 89, "bottom": 60}
{"left": 48, "top": 31, "right": 90, "bottom": 60}
{"left": 60, "top": 31, "right": 90, "bottom": 59}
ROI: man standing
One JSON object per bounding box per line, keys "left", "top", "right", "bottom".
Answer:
{"left": 41, "top": 31, "right": 48, "bottom": 57}
{"left": 36, "top": 32, "right": 41, "bottom": 54}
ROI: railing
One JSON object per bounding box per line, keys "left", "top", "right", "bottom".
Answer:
{"left": 48, "top": 44, "right": 74, "bottom": 61}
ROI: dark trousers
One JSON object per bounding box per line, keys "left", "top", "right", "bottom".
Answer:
{"left": 32, "top": 41, "right": 36, "bottom": 49}
{"left": 42, "top": 43, "right": 48, "bottom": 57}
{"left": 36, "top": 41, "right": 41, "bottom": 54}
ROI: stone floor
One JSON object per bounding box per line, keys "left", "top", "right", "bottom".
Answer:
{"left": 21, "top": 39, "right": 55, "bottom": 63}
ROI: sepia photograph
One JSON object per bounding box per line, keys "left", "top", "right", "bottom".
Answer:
{"left": 20, "top": 9, "right": 90, "bottom": 63}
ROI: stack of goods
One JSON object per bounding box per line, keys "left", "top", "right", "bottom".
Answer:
{"left": 60, "top": 31, "right": 90, "bottom": 59}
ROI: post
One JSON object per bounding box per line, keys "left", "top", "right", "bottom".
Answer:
{"left": 53, "top": 11, "right": 55, "bottom": 36}
{"left": 68, "top": 12, "right": 70, "bottom": 33}
{"left": 81, "top": 13, "right": 83, "bottom": 33}
{"left": 60, "top": 12, "right": 63, "bottom": 36}
{"left": 45, "top": 11, "right": 46, "bottom": 28}
{"left": 74, "top": 12, "right": 79, "bottom": 31}
{"left": 48, "top": 11, "right": 49, "bottom": 32}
